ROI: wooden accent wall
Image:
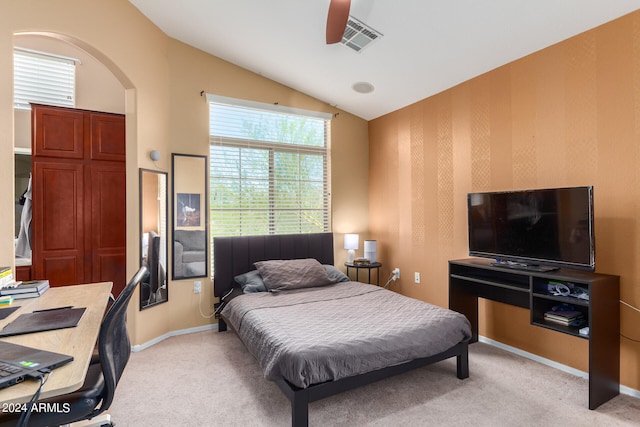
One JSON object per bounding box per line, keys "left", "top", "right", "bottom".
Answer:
{"left": 369, "top": 11, "right": 640, "bottom": 391}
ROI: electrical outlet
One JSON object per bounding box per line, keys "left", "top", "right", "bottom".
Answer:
{"left": 392, "top": 268, "right": 400, "bottom": 280}
{"left": 193, "top": 280, "right": 202, "bottom": 293}
{"left": 414, "top": 272, "right": 421, "bottom": 284}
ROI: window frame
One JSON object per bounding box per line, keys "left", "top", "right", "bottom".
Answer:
{"left": 207, "top": 94, "right": 332, "bottom": 240}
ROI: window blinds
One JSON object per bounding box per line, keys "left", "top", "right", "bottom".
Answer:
{"left": 208, "top": 95, "right": 332, "bottom": 237}
{"left": 14, "top": 48, "right": 76, "bottom": 110}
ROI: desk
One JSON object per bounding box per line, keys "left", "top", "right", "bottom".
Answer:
{"left": 449, "top": 258, "right": 619, "bottom": 410}
{"left": 0, "top": 282, "right": 112, "bottom": 404}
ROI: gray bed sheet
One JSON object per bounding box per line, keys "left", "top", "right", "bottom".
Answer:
{"left": 221, "top": 281, "right": 472, "bottom": 388}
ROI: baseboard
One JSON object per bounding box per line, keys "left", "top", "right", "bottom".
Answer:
{"left": 479, "top": 335, "right": 640, "bottom": 400}
{"left": 131, "top": 323, "right": 218, "bottom": 352}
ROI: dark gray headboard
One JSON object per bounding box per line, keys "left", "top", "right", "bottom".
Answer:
{"left": 213, "top": 233, "right": 334, "bottom": 298}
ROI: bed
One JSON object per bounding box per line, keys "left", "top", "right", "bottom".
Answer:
{"left": 214, "top": 233, "right": 471, "bottom": 427}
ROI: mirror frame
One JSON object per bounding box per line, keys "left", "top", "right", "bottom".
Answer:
{"left": 139, "top": 168, "right": 169, "bottom": 310}
{"left": 171, "top": 153, "right": 208, "bottom": 280}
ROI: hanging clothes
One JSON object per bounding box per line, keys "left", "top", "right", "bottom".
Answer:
{"left": 15, "top": 173, "right": 32, "bottom": 259}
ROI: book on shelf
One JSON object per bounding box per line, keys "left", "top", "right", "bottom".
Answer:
{"left": 0, "top": 280, "right": 49, "bottom": 296}
{"left": 544, "top": 317, "right": 580, "bottom": 326}
{"left": 544, "top": 311, "right": 585, "bottom": 326}
{"left": 0, "top": 295, "right": 13, "bottom": 306}
{"left": 544, "top": 310, "right": 583, "bottom": 320}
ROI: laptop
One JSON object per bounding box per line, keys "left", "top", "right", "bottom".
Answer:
{"left": 0, "top": 341, "right": 73, "bottom": 389}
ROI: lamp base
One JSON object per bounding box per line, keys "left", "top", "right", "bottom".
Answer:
{"left": 347, "top": 249, "right": 356, "bottom": 263}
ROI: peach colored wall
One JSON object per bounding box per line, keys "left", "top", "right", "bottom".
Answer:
{"left": 369, "top": 11, "right": 640, "bottom": 391}
{"left": 0, "top": 0, "right": 369, "bottom": 346}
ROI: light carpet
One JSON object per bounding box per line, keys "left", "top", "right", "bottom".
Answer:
{"left": 108, "top": 330, "right": 640, "bottom": 426}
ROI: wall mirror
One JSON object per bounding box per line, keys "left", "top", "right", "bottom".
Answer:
{"left": 172, "top": 153, "right": 208, "bottom": 280}
{"left": 139, "top": 168, "right": 168, "bottom": 310}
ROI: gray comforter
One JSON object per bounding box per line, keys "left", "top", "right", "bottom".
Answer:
{"left": 221, "top": 281, "right": 472, "bottom": 388}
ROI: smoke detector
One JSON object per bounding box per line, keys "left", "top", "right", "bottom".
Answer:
{"left": 341, "top": 16, "right": 383, "bottom": 53}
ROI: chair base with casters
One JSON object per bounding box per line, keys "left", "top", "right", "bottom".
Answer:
{"left": 0, "top": 266, "right": 147, "bottom": 427}
{"left": 67, "top": 414, "right": 112, "bottom": 426}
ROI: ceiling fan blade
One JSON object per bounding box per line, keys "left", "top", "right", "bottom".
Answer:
{"left": 326, "top": 0, "right": 350, "bottom": 44}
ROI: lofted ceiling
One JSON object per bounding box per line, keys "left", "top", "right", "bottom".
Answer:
{"left": 129, "top": 0, "right": 640, "bottom": 121}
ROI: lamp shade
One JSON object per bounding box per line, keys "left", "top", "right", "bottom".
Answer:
{"left": 344, "top": 234, "right": 359, "bottom": 264}
{"left": 344, "top": 234, "right": 359, "bottom": 250}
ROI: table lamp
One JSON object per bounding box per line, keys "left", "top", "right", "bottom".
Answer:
{"left": 344, "top": 234, "right": 359, "bottom": 263}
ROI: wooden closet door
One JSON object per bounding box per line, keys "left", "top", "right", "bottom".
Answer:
{"left": 32, "top": 159, "right": 85, "bottom": 286}
{"left": 89, "top": 112, "right": 126, "bottom": 162}
{"left": 88, "top": 162, "right": 126, "bottom": 296}
{"left": 32, "top": 105, "right": 84, "bottom": 159}
{"left": 31, "top": 104, "right": 126, "bottom": 294}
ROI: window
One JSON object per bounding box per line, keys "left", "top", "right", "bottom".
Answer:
{"left": 14, "top": 48, "right": 76, "bottom": 110}
{"left": 208, "top": 94, "right": 332, "bottom": 239}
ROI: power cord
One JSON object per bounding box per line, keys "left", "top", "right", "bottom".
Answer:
{"left": 197, "top": 286, "right": 217, "bottom": 319}
{"left": 383, "top": 273, "right": 398, "bottom": 289}
{"left": 620, "top": 300, "right": 640, "bottom": 343}
{"left": 382, "top": 268, "right": 401, "bottom": 289}
{"left": 17, "top": 369, "right": 51, "bottom": 427}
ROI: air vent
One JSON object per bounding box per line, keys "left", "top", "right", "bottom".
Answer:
{"left": 341, "top": 16, "right": 383, "bottom": 53}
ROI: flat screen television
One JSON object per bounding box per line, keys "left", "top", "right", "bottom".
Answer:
{"left": 467, "top": 186, "right": 595, "bottom": 271}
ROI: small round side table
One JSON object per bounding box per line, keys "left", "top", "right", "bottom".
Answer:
{"left": 344, "top": 262, "right": 382, "bottom": 285}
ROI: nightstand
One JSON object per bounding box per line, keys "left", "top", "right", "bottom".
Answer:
{"left": 344, "top": 262, "right": 382, "bottom": 285}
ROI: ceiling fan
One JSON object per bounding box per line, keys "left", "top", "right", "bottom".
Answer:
{"left": 326, "top": 0, "right": 351, "bottom": 44}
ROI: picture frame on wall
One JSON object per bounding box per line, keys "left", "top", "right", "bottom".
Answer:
{"left": 177, "top": 193, "right": 201, "bottom": 227}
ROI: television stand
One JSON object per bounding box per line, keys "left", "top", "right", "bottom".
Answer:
{"left": 490, "top": 260, "right": 559, "bottom": 272}
{"left": 449, "top": 258, "right": 620, "bottom": 410}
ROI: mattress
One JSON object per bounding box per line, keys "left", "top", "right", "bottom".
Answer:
{"left": 221, "top": 281, "right": 472, "bottom": 388}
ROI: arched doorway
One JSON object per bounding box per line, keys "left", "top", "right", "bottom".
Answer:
{"left": 13, "top": 32, "right": 135, "bottom": 296}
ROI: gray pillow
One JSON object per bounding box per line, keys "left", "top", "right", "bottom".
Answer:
{"left": 324, "top": 265, "right": 350, "bottom": 283}
{"left": 254, "top": 258, "right": 333, "bottom": 291}
{"left": 234, "top": 270, "right": 267, "bottom": 293}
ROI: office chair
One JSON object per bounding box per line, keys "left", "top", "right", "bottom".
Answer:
{"left": 1, "top": 266, "right": 147, "bottom": 427}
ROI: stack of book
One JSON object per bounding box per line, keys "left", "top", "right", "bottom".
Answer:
{"left": 544, "top": 309, "right": 584, "bottom": 326}
{"left": 0, "top": 267, "right": 21, "bottom": 289}
{"left": 0, "top": 280, "right": 50, "bottom": 299}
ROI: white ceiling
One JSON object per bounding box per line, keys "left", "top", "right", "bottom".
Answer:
{"left": 129, "top": 0, "right": 640, "bottom": 121}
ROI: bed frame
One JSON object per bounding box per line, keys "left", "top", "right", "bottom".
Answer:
{"left": 213, "top": 233, "right": 469, "bottom": 427}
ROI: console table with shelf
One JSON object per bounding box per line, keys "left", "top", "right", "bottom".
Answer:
{"left": 448, "top": 258, "right": 619, "bottom": 410}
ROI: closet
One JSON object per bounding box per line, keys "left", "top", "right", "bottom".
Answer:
{"left": 30, "top": 104, "right": 127, "bottom": 296}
